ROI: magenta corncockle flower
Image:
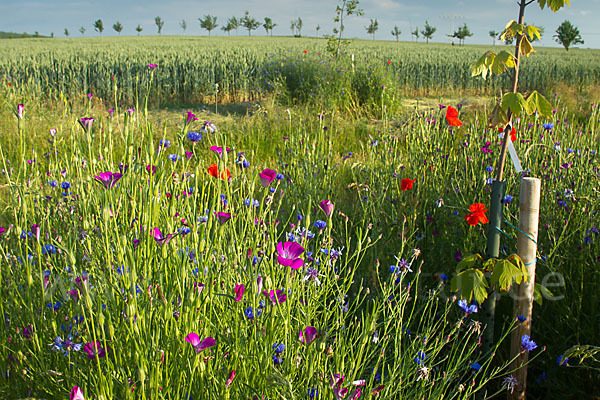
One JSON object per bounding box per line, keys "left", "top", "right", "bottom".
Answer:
{"left": 259, "top": 168, "right": 277, "bottom": 187}
{"left": 69, "top": 289, "right": 80, "bottom": 301}
{"left": 30, "top": 224, "right": 40, "bottom": 242}
{"left": 78, "top": 117, "right": 94, "bottom": 132}
{"left": 147, "top": 63, "right": 158, "bottom": 70}
{"left": 217, "top": 212, "right": 231, "bottom": 225}
{"left": 94, "top": 172, "right": 123, "bottom": 189}
{"left": 257, "top": 275, "right": 263, "bottom": 293}
{"left": 320, "top": 200, "right": 334, "bottom": 217}
{"left": 210, "top": 146, "right": 232, "bottom": 157}
{"left": 352, "top": 380, "right": 366, "bottom": 386}
{"left": 0, "top": 226, "right": 5, "bottom": 236}
{"left": 87, "top": 94, "right": 93, "bottom": 100}
{"left": 83, "top": 341, "right": 106, "bottom": 359}
{"left": 263, "top": 289, "right": 287, "bottom": 305}
{"left": 185, "top": 111, "right": 198, "bottom": 124}
{"left": 185, "top": 151, "right": 194, "bottom": 160}
{"left": 22, "top": 325, "right": 34, "bottom": 339}
{"left": 127, "top": 108, "right": 135, "bottom": 116}
{"left": 49, "top": 128, "right": 57, "bottom": 137}
{"left": 108, "top": 109, "right": 114, "bottom": 117}
{"left": 70, "top": 386, "right": 85, "bottom": 400}
{"left": 299, "top": 326, "right": 317, "bottom": 345}
{"left": 185, "top": 333, "right": 215, "bottom": 353}
{"left": 331, "top": 374, "right": 345, "bottom": 388}
{"left": 234, "top": 284, "right": 245, "bottom": 302}
{"left": 17, "top": 104, "right": 24, "bottom": 119}
{"left": 152, "top": 228, "right": 175, "bottom": 246}
{"left": 276, "top": 241, "right": 304, "bottom": 269}
{"left": 146, "top": 165, "right": 156, "bottom": 175}
{"left": 195, "top": 282, "right": 205, "bottom": 295}
{"left": 226, "top": 369, "right": 236, "bottom": 388}
{"left": 75, "top": 276, "right": 88, "bottom": 291}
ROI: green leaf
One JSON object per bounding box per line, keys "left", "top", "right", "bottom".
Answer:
{"left": 490, "top": 259, "right": 525, "bottom": 291}
{"left": 471, "top": 51, "right": 495, "bottom": 80}
{"left": 456, "top": 254, "right": 482, "bottom": 272}
{"left": 502, "top": 92, "right": 528, "bottom": 115}
{"left": 526, "top": 25, "right": 542, "bottom": 41}
{"left": 534, "top": 283, "right": 554, "bottom": 305}
{"left": 537, "top": 0, "right": 570, "bottom": 12}
{"left": 451, "top": 268, "right": 489, "bottom": 304}
{"left": 526, "top": 90, "right": 553, "bottom": 118}
{"left": 491, "top": 50, "right": 516, "bottom": 75}
{"left": 508, "top": 254, "right": 530, "bottom": 282}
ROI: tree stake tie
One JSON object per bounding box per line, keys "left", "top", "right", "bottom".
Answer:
{"left": 498, "top": 123, "right": 523, "bottom": 173}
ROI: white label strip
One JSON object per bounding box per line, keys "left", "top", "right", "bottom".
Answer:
{"left": 499, "top": 126, "right": 523, "bottom": 173}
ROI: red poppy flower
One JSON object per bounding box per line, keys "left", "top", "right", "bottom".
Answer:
{"left": 465, "top": 203, "right": 489, "bottom": 226}
{"left": 387, "top": 60, "right": 391, "bottom": 65}
{"left": 303, "top": 50, "right": 307, "bottom": 54}
{"left": 400, "top": 178, "right": 416, "bottom": 191}
{"left": 445, "top": 106, "right": 463, "bottom": 127}
{"left": 499, "top": 126, "right": 517, "bottom": 142}
{"left": 207, "top": 163, "right": 231, "bottom": 180}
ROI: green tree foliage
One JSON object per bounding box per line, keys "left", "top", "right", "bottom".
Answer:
{"left": 64, "top": 28, "right": 69, "bottom": 37}
{"left": 315, "top": 25, "right": 321, "bottom": 38}
{"left": 199, "top": 15, "right": 218, "bottom": 36}
{"left": 155, "top": 16, "right": 164, "bottom": 35}
{"left": 263, "top": 17, "right": 276, "bottom": 36}
{"left": 331, "top": 0, "right": 363, "bottom": 56}
{"left": 450, "top": 23, "right": 472, "bottom": 45}
{"left": 554, "top": 20, "right": 584, "bottom": 51}
{"left": 180, "top": 20, "right": 187, "bottom": 33}
{"left": 136, "top": 24, "right": 143, "bottom": 35}
{"left": 113, "top": 21, "right": 123, "bottom": 35}
{"left": 79, "top": 26, "right": 85, "bottom": 36}
{"left": 366, "top": 19, "right": 378, "bottom": 40}
{"left": 411, "top": 27, "right": 419, "bottom": 42}
{"left": 391, "top": 26, "right": 401, "bottom": 42}
{"left": 290, "top": 17, "right": 303, "bottom": 37}
{"left": 93, "top": 19, "right": 104, "bottom": 34}
{"left": 489, "top": 30, "right": 499, "bottom": 45}
{"left": 421, "top": 20, "right": 436, "bottom": 43}
{"left": 241, "top": 11, "right": 260, "bottom": 36}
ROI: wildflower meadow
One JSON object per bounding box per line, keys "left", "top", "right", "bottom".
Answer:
{"left": 0, "top": 4, "right": 599, "bottom": 400}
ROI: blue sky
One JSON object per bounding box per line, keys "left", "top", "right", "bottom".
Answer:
{"left": 2, "top": 0, "right": 599, "bottom": 48}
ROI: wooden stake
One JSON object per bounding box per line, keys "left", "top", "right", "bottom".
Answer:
{"left": 509, "top": 177, "right": 541, "bottom": 400}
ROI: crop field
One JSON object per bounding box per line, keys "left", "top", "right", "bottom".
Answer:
{"left": 0, "top": 35, "right": 599, "bottom": 400}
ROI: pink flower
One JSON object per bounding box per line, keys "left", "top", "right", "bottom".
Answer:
{"left": 185, "top": 333, "right": 215, "bottom": 353}
{"left": 94, "top": 171, "right": 123, "bottom": 189}
{"left": 299, "top": 326, "right": 318, "bottom": 345}
{"left": 319, "top": 200, "right": 334, "bottom": 217}
{"left": 152, "top": 228, "right": 175, "bottom": 246}
{"left": 256, "top": 275, "right": 263, "bottom": 293}
{"left": 276, "top": 241, "right": 304, "bottom": 269}
{"left": 83, "top": 341, "right": 106, "bottom": 359}
{"left": 70, "top": 386, "right": 85, "bottom": 400}
{"left": 259, "top": 168, "right": 277, "bottom": 187}
{"left": 349, "top": 388, "right": 361, "bottom": 400}
{"left": 210, "top": 146, "right": 232, "bottom": 157}
{"left": 226, "top": 369, "right": 236, "bottom": 388}
{"left": 146, "top": 165, "right": 156, "bottom": 175}
{"left": 185, "top": 111, "right": 198, "bottom": 125}
{"left": 234, "top": 284, "right": 245, "bottom": 302}
{"left": 17, "top": 104, "right": 24, "bottom": 119}
{"left": 217, "top": 212, "right": 232, "bottom": 225}
{"left": 262, "top": 289, "right": 287, "bottom": 305}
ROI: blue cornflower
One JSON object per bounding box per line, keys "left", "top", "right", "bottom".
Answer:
{"left": 61, "top": 182, "right": 71, "bottom": 190}
{"left": 307, "top": 388, "right": 318, "bottom": 399}
{"left": 440, "top": 273, "right": 449, "bottom": 281}
{"left": 273, "top": 354, "right": 283, "bottom": 365}
{"left": 178, "top": 227, "right": 191, "bottom": 235}
{"left": 542, "top": 122, "right": 554, "bottom": 131}
{"left": 47, "top": 301, "right": 62, "bottom": 310}
{"left": 557, "top": 354, "right": 569, "bottom": 366}
{"left": 42, "top": 244, "right": 56, "bottom": 255}
{"left": 414, "top": 351, "right": 427, "bottom": 365}
{"left": 187, "top": 132, "right": 202, "bottom": 142}
{"left": 242, "top": 160, "right": 250, "bottom": 168}
{"left": 521, "top": 335, "right": 538, "bottom": 352}
{"left": 314, "top": 220, "right": 327, "bottom": 230}
{"left": 503, "top": 195, "right": 514, "bottom": 204}
{"left": 485, "top": 166, "right": 493, "bottom": 173}
{"left": 49, "top": 180, "right": 58, "bottom": 187}
{"left": 160, "top": 139, "right": 171, "bottom": 148}
{"left": 273, "top": 343, "right": 285, "bottom": 353}
{"left": 244, "top": 306, "right": 261, "bottom": 320}
{"left": 276, "top": 173, "right": 284, "bottom": 180}
{"left": 168, "top": 154, "right": 179, "bottom": 162}
{"left": 517, "top": 315, "right": 526, "bottom": 323}
{"left": 471, "top": 362, "right": 482, "bottom": 371}
{"left": 458, "top": 299, "right": 478, "bottom": 314}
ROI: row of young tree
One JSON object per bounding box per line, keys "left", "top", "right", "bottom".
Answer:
{"left": 63, "top": 14, "right": 585, "bottom": 50}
